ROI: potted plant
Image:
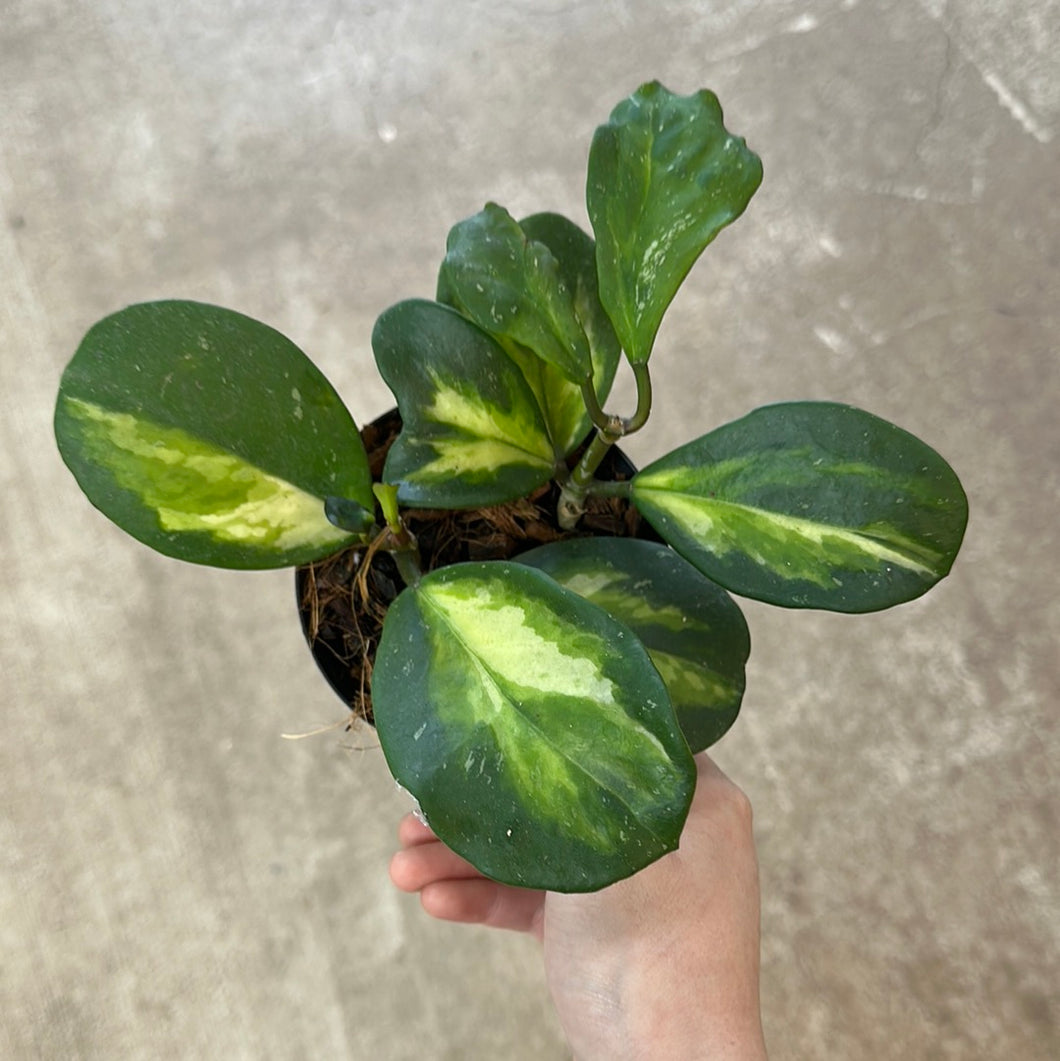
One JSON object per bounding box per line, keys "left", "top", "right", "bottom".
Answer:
{"left": 54, "top": 82, "right": 968, "bottom": 893}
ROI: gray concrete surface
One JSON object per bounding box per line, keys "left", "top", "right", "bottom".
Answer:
{"left": 2, "top": 1, "right": 1057, "bottom": 1058}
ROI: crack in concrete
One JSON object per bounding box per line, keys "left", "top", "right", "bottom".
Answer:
{"left": 915, "top": 0, "right": 1054, "bottom": 144}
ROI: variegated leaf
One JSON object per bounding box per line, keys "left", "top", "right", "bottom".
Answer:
{"left": 373, "top": 299, "right": 557, "bottom": 508}
{"left": 438, "top": 203, "right": 593, "bottom": 384}
{"left": 587, "top": 81, "right": 763, "bottom": 364}
{"left": 513, "top": 213, "right": 622, "bottom": 455}
{"left": 372, "top": 561, "right": 696, "bottom": 891}
{"left": 439, "top": 212, "right": 621, "bottom": 458}
{"left": 633, "top": 402, "right": 969, "bottom": 612}
{"left": 54, "top": 301, "right": 372, "bottom": 569}
{"left": 519, "top": 538, "right": 748, "bottom": 752}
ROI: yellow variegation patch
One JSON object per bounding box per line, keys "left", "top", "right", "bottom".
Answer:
{"left": 561, "top": 571, "right": 693, "bottom": 632}
{"left": 421, "top": 583, "right": 620, "bottom": 706}
{"left": 426, "top": 370, "right": 555, "bottom": 467}
{"left": 649, "top": 647, "right": 739, "bottom": 707}
{"left": 418, "top": 575, "right": 674, "bottom": 851}
{"left": 635, "top": 487, "right": 941, "bottom": 587}
{"left": 515, "top": 537, "right": 750, "bottom": 753}
{"left": 63, "top": 397, "right": 348, "bottom": 552}
{"left": 410, "top": 438, "right": 552, "bottom": 483}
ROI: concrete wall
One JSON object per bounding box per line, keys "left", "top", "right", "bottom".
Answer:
{"left": 3, "top": 2, "right": 1057, "bottom": 1057}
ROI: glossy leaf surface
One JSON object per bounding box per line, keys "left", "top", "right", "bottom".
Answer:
{"left": 587, "top": 81, "right": 763, "bottom": 364}
{"left": 438, "top": 203, "right": 592, "bottom": 384}
{"left": 519, "top": 538, "right": 748, "bottom": 752}
{"left": 373, "top": 299, "right": 556, "bottom": 508}
{"left": 633, "top": 402, "right": 968, "bottom": 612}
{"left": 54, "top": 300, "right": 371, "bottom": 568}
{"left": 511, "top": 213, "right": 622, "bottom": 455}
{"left": 442, "top": 213, "right": 622, "bottom": 457}
{"left": 372, "top": 561, "right": 696, "bottom": 891}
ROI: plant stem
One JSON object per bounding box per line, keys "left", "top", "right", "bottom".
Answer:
{"left": 557, "top": 361, "right": 652, "bottom": 529}
{"left": 622, "top": 361, "right": 653, "bottom": 435}
{"left": 389, "top": 533, "right": 422, "bottom": 588}
{"left": 580, "top": 375, "right": 611, "bottom": 433}
{"left": 584, "top": 479, "right": 633, "bottom": 499}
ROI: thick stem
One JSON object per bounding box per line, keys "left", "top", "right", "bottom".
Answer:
{"left": 557, "top": 361, "right": 652, "bottom": 529}
{"left": 558, "top": 427, "right": 621, "bottom": 529}
{"left": 584, "top": 478, "right": 633, "bottom": 500}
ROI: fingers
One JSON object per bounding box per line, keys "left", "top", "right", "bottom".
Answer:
{"left": 396, "top": 812, "right": 439, "bottom": 849}
{"left": 390, "top": 832, "right": 482, "bottom": 893}
{"left": 390, "top": 813, "right": 545, "bottom": 936}
{"left": 421, "top": 879, "right": 546, "bottom": 937}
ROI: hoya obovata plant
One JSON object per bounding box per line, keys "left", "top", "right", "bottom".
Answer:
{"left": 55, "top": 83, "right": 968, "bottom": 892}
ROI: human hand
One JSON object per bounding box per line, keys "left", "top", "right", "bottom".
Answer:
{"left": 390, "top": 753, "right": 767, "bottom": 1060}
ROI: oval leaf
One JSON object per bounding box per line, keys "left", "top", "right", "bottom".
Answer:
{"left": 373, "top": 299, "right": 557, "bottom": 508}
{"left": 588, "top": 81, "right": 763, "bottom": 364}
{"left": 372, "top": 561, "right": 696, "bottom": 891}
{"left": 438, "top": 203, "right": 592, "bottom": 384}
{"left": 54, "top": 300, "right": 371, "bottom": 568}
{"left": 632, "top": 402, "right": 969, "bottom": 612}
{"left": 518, "top": 538, "right": 749, "bottom": 752}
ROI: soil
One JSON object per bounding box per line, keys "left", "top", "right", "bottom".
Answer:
{"left": 296, "top": 408, "right": 648, "bottom": 724}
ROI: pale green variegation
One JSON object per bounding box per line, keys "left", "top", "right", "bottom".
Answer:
{"left": 372, "top": 561, "right": 695, "bottom": 891}
{"left": 633, "top": 402, "right": 968, "bottom": 612}
{"left": 438, "top": 203, "right": 593, "bottom": 385}
{"left": 60, "top": 397, "right": 353, "bottom": 560}
{"left": 54, "top": 300, "right": 371, "bottom": 568}
{"left": 587, "top": 81, "right": 763, "bottom": 364}
{"left": 519, "top": 538, "right": 748, "bottom": 752}
{"left": 373, "top": 300, "right": 557, "bottom": 508}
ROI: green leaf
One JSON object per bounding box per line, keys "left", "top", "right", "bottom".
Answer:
{"left": 587, "top": 81, "right": 763, "bottom": 364}
{"left": 438, "top": 203, "right": 593, "bottom": 385}
{"left": 516, "top": 213, "right": 623, "bottom": 455}
{"left": 324, "top": 496, "right": 376, "bottom": 536}
{"left": 372, "top": 561, "right": 696, "bottom": 891}
{"left": 54, "top": 300, "right": 372, "bottom": 569}
{"left": 373, "top": 299, "right": 556, "bottom": 508}
{"left": 439, "top": 213, "right": 622, "bottom": 458}
{"left": 632, "top": 402, "right": 969, "bottom": 612}
{"left": 518, "top": 538, "right": 749, "bottom": 753}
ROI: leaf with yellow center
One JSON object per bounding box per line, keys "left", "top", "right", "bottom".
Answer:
{"left": 633, "top": 402, "right": 968, "bottom": 611}
{"left": 372, "top": 561, "right": 696, "bottom": 891}
{"left": 374, "top": 300, "right": 557, "bottom": 508}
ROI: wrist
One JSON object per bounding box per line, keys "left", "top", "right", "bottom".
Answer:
{"left": 619, "top": 934, "right": 766, "bottom": 1060}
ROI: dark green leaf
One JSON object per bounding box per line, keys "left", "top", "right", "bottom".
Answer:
{"left": 519, "top": 538, "right": 748, "bottom": 752}
{"left": 438, "top": 203, "right": 592, "bottom": 384}
{"left": 439, "top": 212, "right": 621, "bottom": 459}
{"left": 517, "top": 213, "right": 623, "bottom": 455}
{"left": 372, "top": 299, "right": 556, "bottom": 508}
{"left": 587, "top": 81, "right": 763, "bottom": 364}
{"left": 372, "top": 561, "right": 696, "bottom": 891}
{"left": 54, "top": 300, "right": 371, "bottom": 568}
{"left": 632, "top": 402, "right": 969, "bottom": 612}
{"left": 324, "top": 496, "right": 376, "bottom": 536}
